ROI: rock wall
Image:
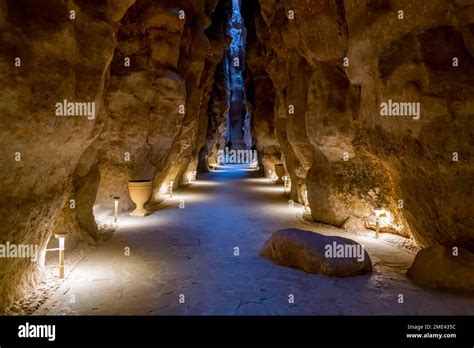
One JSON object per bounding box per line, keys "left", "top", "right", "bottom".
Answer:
{"left": 0, "top": 0, "right": 135, "bottom": 311}
{"left": 0, "top": 0, "right": 228, "bottom": 312}
{"left": 243, "top": 0, "right": 281, "bottom": 175}
{"left": 250, "top": 0, "right": 474, "bottom": 246}
{"left": 198, "top": 61, "right": 229, "bottom": 170}
{"left": 95, "top": 0, "right": 228, "bottom": 210}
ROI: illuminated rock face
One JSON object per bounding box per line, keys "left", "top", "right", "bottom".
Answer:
{"left": 96, "top": 0, "right": 228, "bottom": 210}
{"left": 0, "top": 0, "right": 227, "bottom": 311}
{"left": 246, "top": 0, "right": 474, "bottom": 247}
{"left": 198, "top": 61, "right": 229, "bottom": 169}
{"left": 243, "top": 1, "right": 281, "bottom": 175}
{"left": 0, "top": 0, "right": 136, "bottom": 312}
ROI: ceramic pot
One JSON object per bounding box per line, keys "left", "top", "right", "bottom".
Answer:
{"left": 128, "top": 180, "right": 152, "bottom": 216}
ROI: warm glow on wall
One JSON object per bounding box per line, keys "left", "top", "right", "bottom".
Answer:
{"left": 373, "top": 208, "right": 393, "bottom": 239}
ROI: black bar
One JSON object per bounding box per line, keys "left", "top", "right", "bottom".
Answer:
{"left": 0, "top": 316, "right": 472, "bottom": 346}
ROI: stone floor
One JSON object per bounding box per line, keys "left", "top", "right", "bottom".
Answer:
{"left": 34, "top": 165, "right": 474, "bottom": 315}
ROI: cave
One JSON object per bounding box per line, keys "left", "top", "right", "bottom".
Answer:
{"left": 1, "top": 0, "right": 474, "bottom": 320}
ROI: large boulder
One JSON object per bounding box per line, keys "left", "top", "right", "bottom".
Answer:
{"left": 260, "top": 228, "right": 372, "bottom": 277}
{"left": 407, "top": 246, "right": 474, "bottom": 293}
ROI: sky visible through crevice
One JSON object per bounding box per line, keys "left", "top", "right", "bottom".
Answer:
{"left": 224, "top": 0, "right": 248, "bottom": 148}
{"left": 227, "top": 0, "right": 245, "bottom": 96}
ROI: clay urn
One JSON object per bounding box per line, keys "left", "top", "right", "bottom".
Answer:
{"left": 127, "top": 180, "right": 152, "bottom": 216}
{"left": 274, "top": 164, "right": 285, "bottom": 184}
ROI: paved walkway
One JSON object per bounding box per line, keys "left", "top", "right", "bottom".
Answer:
{"left": 36, "top": 165, "right": 474, "bottom": 315}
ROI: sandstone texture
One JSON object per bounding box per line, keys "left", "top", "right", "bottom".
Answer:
{"left": 0, "top": 0, "right": 228, "bottom": 311}
{"left": 260, "top": 228, "right": 372, "bottom": 277}
{"left": 407, "top": 245, "right": 474, "bottom": 293}
{"left": 199, "top": 61, "right": 229, "bottom": 169}
{"left": 244, "top": 0, "right": 474, "bottom": 248}
{"left": 96, "top": 0, "right": 228, "bottom": 210}
{"left": 0, "top": 0, "right": 136, "bottom": 312}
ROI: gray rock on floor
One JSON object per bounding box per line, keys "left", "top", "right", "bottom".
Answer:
{"left": 407, "top": 245, "right": 474, "bottom": 293}
{"left": 260, "top": 228, "right": 372, "bottom": 277}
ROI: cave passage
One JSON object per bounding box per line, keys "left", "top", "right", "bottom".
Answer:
{"left": 2, "top": 0, "right": 473, "bottom": 318}
{"left": 32, "top": 164, "right": 474, "bottom": 315}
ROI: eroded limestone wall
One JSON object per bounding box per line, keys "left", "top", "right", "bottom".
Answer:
{"left": 0, "top": 0, "right": 228, "bottom": 312}
{"left": 243, "top": 0, "right": 281, "bottom": 176}
{"left": 95, "top": 0, "right": 228, "bottom": 210}
{"left": 199, "top": 61, "right": 229, "bottom": 170}
{"left": 251, "top": 0, "right": 474, "bottom": 246}
{"left": 0, "top": 0, "right": 135, "bottom": 311}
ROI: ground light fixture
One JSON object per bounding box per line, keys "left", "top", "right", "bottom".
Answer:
{"left": 113, "top": 196, "right": 120, "bottom": 222}
{"left": 374, "top": 207, "right": 386, "bottom": 239}
{"left": 302, "top": 189, "right": 311, "bottom": 217}
{"left": 169, "top": 180, "right": 174, "bottom": 198}
{"left": 268, "top": 169, "right": 273, "bottom": 181}
{"left": 283, "top": 176, "right": 290, "bottom": 193}
{"left": 193, "top": 170, "right": 197, "bottom": 182}
{"left": 55, "top": 232, "right": 67, "bottom": 278}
